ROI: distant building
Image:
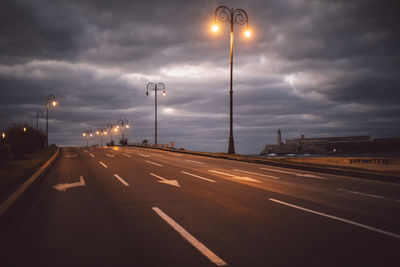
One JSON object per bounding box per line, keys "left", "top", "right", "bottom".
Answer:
{"left": 261, "top": 130, "right": 400, "bottom": 155}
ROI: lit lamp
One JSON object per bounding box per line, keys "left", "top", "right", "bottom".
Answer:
{"left": 146, "top": 82, "right": 166, "bottom": 147}
{"left": 46, "top": 94, "right": 58, "bottom": 146}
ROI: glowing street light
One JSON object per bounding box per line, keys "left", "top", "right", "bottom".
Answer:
{"left": 211, "top": 6, "right": 252, "bottom": 154}
{"left": 82, "top": 130, "right": 92, "bottom": 147}
{"left": 46, "top": 94, "right": 58, "bottom": 146}
{"left": 117, "top": 119, "right": 130, "bottom": 145}
{"left": 23, "top": 127, "right": 27, "bottom": 132}
{"left": 96, "top": 127, "right": 107, "bottom": 147}
{"left": 2, "top": 132, "right": 6, "bottom": 139}
{"left": 146, "top": 82, "right": 166, "bottom": 147}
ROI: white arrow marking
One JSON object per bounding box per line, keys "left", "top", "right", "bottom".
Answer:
{"left": 64, "top": 154, "right": 77, "bottom": 158}
{"left": 208, "top": 170, "right": 262, "bottom": 183}
{"left": 105, "top": 153, "right": 115, "bottom": 158}
{"left": 233, "top": 169, "right": 279, "bottom": 180}
{"left": 150, "top": 173, "right": 180, "bottom": 188}
{"left": 122, "top": 153, "right": 132, "bottom": 158}
{"left": 53, "top": 176, "right": 85, "bottom": 192}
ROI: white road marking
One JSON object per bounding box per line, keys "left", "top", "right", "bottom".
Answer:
{"left": 260, "top": 167, "right": 327, "bottom": 179}
{"left": 146, "top": 160, "right": 163, "bottom": 166}
{"left": 233, "top": 169, "right": 280, "bottom": 180}
{"left": 139, "top": 153, "right": 150, "bottom": 157}
{"left": 89, "top": 153, "right": 95, "bottom": 158}
{"left": 337, "top": 188, "right": 400, "bottom": 202}
{"left": 169, "top": 153, "right": 183, "bottom": 157}
{"left": 150, "top": 173, "right": 180, "bottom": 187}
{"left": 208, "top": 170, "right": 261, "bottom": 183}
{"left": 269, "top": 198, "right": 400, "bottom": 239}
{"left": 106, "top": 153, "right": 115, "bottom": 158}
{"left": 181, "top": 171, "right": 216, "bottom": 183}
{"left": 90, "top": 148, "right": 94, "bottom": 150}
{"left": 99, "top": 161, "right": 108, "bottom": 168}
{"left": 113, "top": 174, "right": 130, "bottom": 186}
{"left": 152, "top": 207, "right": 227, "bottom": 266}
{"left": 122, "top": 153, "right": 132, "bottom": 158}
{"left": 64, "top": 154, "right": 77, "bottom": 158}
{"left": 53, "top": 176, "right": 85, "bottom": 192}
{"left": 185, "top": 159, "right": 204, "bottom": 164}
{"left": 83, "top": 150, "right": 88, "bottom": 153}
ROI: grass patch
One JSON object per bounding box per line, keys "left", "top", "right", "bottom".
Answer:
{"left": 0, "top": 146, "right": 57, "bottom": 203}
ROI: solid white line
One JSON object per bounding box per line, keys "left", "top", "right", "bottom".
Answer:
{"left": 260, "top": 167, "right": 326, "bottom": 179}
{"left": 106, "top": 153, "right": 115, "bottom": 158}
{"left": 152, "top": 207, "right": 227, "bottom": 266}
{"left": 337, "top": 189, "right": 400, "bottom": 202}
{"left": 99, "top": 161, "right": 108, "bottom": 168}
{"left": 139, "top": 153, "right": 150, "bottom": 157}
{"left": 269, "top": 198, "right": 400, "bottom": 239}
{"left": 233, "top": 169, "right": 280, "bottom": 180}
{"left": 146, "top": 160, "right": 163, "bottom": 166}
{"left": 113, "top": 174, "right": 129, "bottom": 186}
{"left": 89, "top": 153, "right": 95, "bottom": 158}
{"left": 122, "top": 153, "right": 132, "bottom": 158}
{"left": 181, "top": 171, "right": 216, "bottom": 183}
{"left": 185, "top": 159, "right": 204, "bottom": 164}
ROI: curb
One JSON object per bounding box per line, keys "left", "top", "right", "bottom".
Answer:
{"left": 0, "top": 147, "right": 60, "bottom": 217}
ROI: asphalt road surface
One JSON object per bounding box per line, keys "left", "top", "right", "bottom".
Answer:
{"left": 0, "top": 147, "right": 399, "bottom": 266}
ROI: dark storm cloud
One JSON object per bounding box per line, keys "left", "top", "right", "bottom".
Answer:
{"left": 1, "top": 0, "right": 399, "bottom": 153}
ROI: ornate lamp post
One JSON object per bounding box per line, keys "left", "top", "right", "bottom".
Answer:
{"left": 117, "top": 119, "right": 130, "bottom": 143}
{"left": 36, "top": 110, "right": 44, "bottom": 129}
{"left": 96, "top": 128, "right": 108, "bottom": 147}
{"left": 107, "top": 123, "right": 118, "bottom": 145}
{"left": 82, "top": 130, "right": 93, "bottom": 147}
{"left": 212, "top": 6, "right": 251, "bottom": 154}
{"left": 46, "top": 95, "right": 57, "bottom": 146}
{"left": 146, "top": 83, "right": 166, "bottom": 147}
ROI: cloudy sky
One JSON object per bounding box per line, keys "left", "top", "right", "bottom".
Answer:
{"left": 1, "top": 0, "right": 399, "bottom": 154}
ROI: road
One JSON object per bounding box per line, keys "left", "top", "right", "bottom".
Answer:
{"left": 0, "top": 146, "right": 399, "bottom": 266}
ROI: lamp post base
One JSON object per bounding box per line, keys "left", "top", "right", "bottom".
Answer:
{"left": 228, "top": 136, "right": 235, "bottom": 154}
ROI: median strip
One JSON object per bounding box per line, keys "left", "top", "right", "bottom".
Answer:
{"left": 152, "top": 207, "right": 227, "bottom": 266}
{"left": 269, "top": 198, "right": 400, "bottom": 239}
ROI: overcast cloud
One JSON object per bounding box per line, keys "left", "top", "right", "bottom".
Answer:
{"left": 1, "top": 0, "right": 399, "bottom": 154}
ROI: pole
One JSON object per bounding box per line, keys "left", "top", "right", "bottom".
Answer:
{"left": 36, "top": 112, "right": 39, "bottom": 129}
{"left": 155, "top": 85, "right": 158, "bottom": 147}
{"left": 100, "top": 134, "right": 103, "bottom": 147}
{"left": 228, "top": 9, "right": 235, "bottom": 154}
{"left": 46, "top": 102, "right": 49, "bottom": 146}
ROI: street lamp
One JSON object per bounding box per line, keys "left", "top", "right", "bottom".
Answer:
{"left": 212, "top": 6, "right": 251, "bottom": 154}
{"left": 117, "top": 119, "right": 130, "bottom": 145}
{"left": 96, "top": 127, "right": 108, "bottom": 147}
{"left": 46, "top": 95, "right": 57, "bottom": 146}
{"left": 36, "top": 110, "right": 44, "bottom": 129}
{"left": 107, "top": 123, "right": 117, "bottom": 145}
{"left": 2, "top": 132, "right": 6, "bottom": 139}
{"left": 82, "top": 130, "right": 92, "bottom": 147}
{"left": 146, "top": 82, "right": 166, "bottom": 147}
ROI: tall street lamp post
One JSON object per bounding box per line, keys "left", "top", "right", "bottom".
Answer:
{"left": 146, "top": 83, "right": 166, "bottom": 147}
{"left": 212, "top": 6, "right": 251, "bottom": 154}
{"left": 107, "top": 123, "right": 118, "bottom": 145}
{"left": 46, "top": 95, "right": 57, "bottom": 146}
{"left": 96, "top": 128, "right": 108, "bottom": 147}
{"left": 82, "top": 130, "right": 93, "bottom": 147}
{"left": 36, "top": 110, "right": 44, "bottom": 129}
{"left": 117, "top": 119, "right": 130, "bottom": 143}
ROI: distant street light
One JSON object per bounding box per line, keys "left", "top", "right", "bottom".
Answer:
{"left": 146, "top": 82, "right": 166, "bottom": 147}
{"left": 117, "top": 119, "right": 130, "bottom": 143}
{"left": 23, "top": 127, "right": 27, "bottom": 132}
{"left": 107, "top": 123, "right": 117, "bottom": 145}
{"left": 36, "top": 110, "right": 44, "bottom": 129}
{"left": 96, "top": 127, "right": 108, "bottom": 147}
{"left": 2, "top": 132, "right": 6, "bottom": 139}
{"left": 212, "top": 6, "right": 251, "bottom": 154}
{"left": 82, "top": 130, "right": 92, "bottom": 147}
{"left": 46, "top": 95, "right": 58, "bottom": 146}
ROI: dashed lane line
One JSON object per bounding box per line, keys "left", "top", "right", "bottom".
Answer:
{"left": 139, "top": 153, "right": 150, "bottom": 157}
{"left": 259, "top": 167, "right": 327, "bottom": 179}
{"left": 269, "top": 198, "right": 400, "bottom": 239}
{"left": 185, "top": 159, "right": 204, "bottom": 164}
{"left": 233, "top": 169, "right": 280, "bottom": 180}
{"left": 181, "top": 171, "right": 216, "bottom": 183}
{"left": 122, "top": 153, "right": 132, "bottom": 158}
{"left": 146, "top": 160, "right": 163, "bottom": 167}
{"left": 99, "top": 161, "right": 108, "bottom": 168}
{"left": 337, "top": 188, "right": 400, "bottom": 202}
{"left": 105, "top": 153, "right": 115, "bottom": 158}
{"left": 152, "top": 207, "right": 227, "bottom": 266}
{"left": 89, "top": 154, "right": 95, "bottom": 158}
{"left": 113, "top": 174, "right": 130, "bottom": 186}
{"left": 208, "top": 170, "right": 262, "bottom": 183}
